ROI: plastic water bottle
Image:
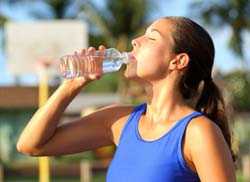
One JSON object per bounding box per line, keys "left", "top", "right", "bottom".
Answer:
{"left": 60, "top": 48, "right": 131, "bottom": 79}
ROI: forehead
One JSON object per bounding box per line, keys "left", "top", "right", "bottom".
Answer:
{"left": 147, "top": 18, "right": 174, "bottom": 43}
{"left": 147, "top": 19, "right": 171, "bottom": 34}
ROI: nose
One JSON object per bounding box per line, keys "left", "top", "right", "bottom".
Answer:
{"left": 131, "top": 38, "right": 138, "bottom": 47}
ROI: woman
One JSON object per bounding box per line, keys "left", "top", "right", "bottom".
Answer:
{"left": 17, "top": 17, "right": 236, "bottom": 181}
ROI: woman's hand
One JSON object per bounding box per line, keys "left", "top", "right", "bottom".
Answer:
{"left": 62, "top": 45, "right": 106, "bottom": 89}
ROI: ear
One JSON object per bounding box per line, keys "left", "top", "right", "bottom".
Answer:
{"left": 169, "top": 53, "right": 190, "bottom": 71}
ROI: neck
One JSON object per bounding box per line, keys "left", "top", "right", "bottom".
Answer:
{"left": 142, "top": 78, "right": 192, "bottom": 125}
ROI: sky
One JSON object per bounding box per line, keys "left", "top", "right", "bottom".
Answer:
{"left": 0, "top": 0, "right": 248, "bottom": 86}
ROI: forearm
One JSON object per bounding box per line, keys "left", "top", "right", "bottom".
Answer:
{"left": 17, "top": 80, "right": 87, "bottom": 153}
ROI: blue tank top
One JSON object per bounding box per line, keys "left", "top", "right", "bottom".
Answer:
{"left": 106, "top": 103, "right": 203, "bottom": 182}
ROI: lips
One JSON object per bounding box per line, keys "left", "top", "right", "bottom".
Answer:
{"left": 129, "top": 52, "right": 137, "bottom": 63}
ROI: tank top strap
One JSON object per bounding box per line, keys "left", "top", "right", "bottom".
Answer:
{"left": 176, "top": 111, "right": 204, "bottom": 174}
{"left": 177, "top": 111, "right": 203, "bottom": 131}
{"left": 117, "top": 103, "right": 147, "bottom": 145}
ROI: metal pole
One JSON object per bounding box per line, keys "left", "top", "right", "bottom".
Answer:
{"left": 80, "top": 160, "right": 92, "bottom": 182}
{"left": 38, "top": 68, "right": 50, "bottom": 182}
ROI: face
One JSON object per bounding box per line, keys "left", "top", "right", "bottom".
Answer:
{"left": 124, "top": 18, "right": 176, "bottom": 82}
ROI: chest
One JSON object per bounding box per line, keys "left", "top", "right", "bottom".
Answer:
{"left": 137, "top": 117, "right": 196, "bottom": 173}
{"left": 137, "top": 117, "right": 175, "bottom": 141}
{"left": 109, "top": 134, "right": 199, "bottom": 182}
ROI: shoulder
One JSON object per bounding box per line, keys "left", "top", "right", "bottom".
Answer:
{"left": 187, "top": 116, "right": 235, "bottom": 181}
{"left": 184, "top": 115, "right": 224, "bottom": 162}
{"left": 186, "top": 115, "right": 224, "bottom": 141}
{"left": 185, "top": 115, "right": 227, "bottom": 154}
{"left": 98, "top": 103, "right": 136, "bottom": 146}
{"left": 186, "top": 116, "right": 234, "bottom": 162}
{"left": 185, "top": 115, "right": 236, "bottom": 181}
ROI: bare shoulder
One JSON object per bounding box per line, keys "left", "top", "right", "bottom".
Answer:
{"left": 97, "top": 104, "right": 135, "bottom": 146}
{"left": 185, "top": 115, "right": 236, "bottom": 181}
{"left": 185, "top": 115, "right": 227, "bottom": 156}
{"left": 186, "top": 115, "right": 224, "bottom": 140}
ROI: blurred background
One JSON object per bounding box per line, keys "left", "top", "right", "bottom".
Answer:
{"left": 0, "top": 0, "right": 250, "bottom": 181}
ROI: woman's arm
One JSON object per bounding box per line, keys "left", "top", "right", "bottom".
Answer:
{"left": 16, "top": 46, "right": 134, "bottom": 156}
{"left": 17, "top": 78, "right": 134, "bottom": 156}
{"left": 16, "top": 79, "right": 88, "bottom": 155}
{"left": 187, "top": 117, "right": 236, "bottom": 182}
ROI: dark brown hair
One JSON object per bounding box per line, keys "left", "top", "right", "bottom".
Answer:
{"left": 166, "top": 16, "right": 237, "bottom": 163}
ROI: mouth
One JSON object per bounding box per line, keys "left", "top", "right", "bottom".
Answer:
{"left": 128, "top": 52, "right": 137, "bottom": 63}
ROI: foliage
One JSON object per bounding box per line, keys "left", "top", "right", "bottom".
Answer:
{"left": 233, "top": 119, "right": 250, "bottom": 156}
{"left": 0, "top": 14, "right": 8, "bottom": 27}
{"left": 83, "top": 72, "right": 120, "bottom": 93}
{"left": 80, "top": 0, "right": 151, "bottom": 48}
{"left": 192, "top": 0, "right": 250, "bottom": 58}
{"left": 223, "top": 70, "right": 250, "bottom": 111}
{"left": 27, "top": 0, "right": 76, "bottom": 19}
{"left": 44, "top": 0, "right": 74, "bottom": 19}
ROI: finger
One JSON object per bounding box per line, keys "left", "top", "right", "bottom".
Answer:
{"left": 80, "top": 49, "right": 86, "bottom": 56}
{"left": 87, "top": 47, "right": 96, "bottom": 56}
{"left": 90, "top": 55, "right": 95, "bottom": 73}
{"left": 98, "top": 45, "right": 106, "bottom": 50}
{"left": 98, "top": 45, "right": 106, "bottom": 57}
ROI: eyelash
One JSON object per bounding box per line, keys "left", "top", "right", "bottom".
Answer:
{"left": 148, "top": 37, "right": 156, "bottom": 41}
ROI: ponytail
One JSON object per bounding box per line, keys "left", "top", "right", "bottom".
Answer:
{"left": 195, "top": 79, "right": 237, "bottom": 162}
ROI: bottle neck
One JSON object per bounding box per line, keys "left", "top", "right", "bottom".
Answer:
{"left": 121, "top": 52, "right": 131, "bottom": 64}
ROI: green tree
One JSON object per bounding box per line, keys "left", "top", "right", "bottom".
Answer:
{"left": 80, "top": 0, "right": 150, "bottom": 48}
{"left": 2, "top": 0, "right": 75, "bottom": 19}
{"left": 0, "top": 14, "right": 7, "bottom": 28}
{"left": 223, "top": 70, "right": 250, "bottom": 111}
{"left": 193, "top": 0, "right": 250, "bottom": 59}
{"left": 28, "top": 0, "right": 76, "bottom": 19}
{"left": 44, "top": 0, "right": 73, "bottom": 18}
{"left": 0, "top": 7, "right": 8, "bottom": 60}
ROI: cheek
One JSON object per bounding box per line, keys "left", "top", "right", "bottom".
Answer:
{"left": 124, "top": 61, "right": 138, "bottom": 79}
{"left": 137, "top": 46, "right": 168, "bottom": 78}
{"left": 137, "top": 61, "right": 166, "bottom": 79}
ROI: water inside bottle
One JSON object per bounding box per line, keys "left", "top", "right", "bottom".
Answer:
{"left": 59, "top": 48, "right": 131, "bottom": 79}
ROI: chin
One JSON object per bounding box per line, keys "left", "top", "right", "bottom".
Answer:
{"left": 124, "top": 70, "right": 137, "bottom": 80}
{"left": 124, "top": 65, "right": 137, "bottom": 78}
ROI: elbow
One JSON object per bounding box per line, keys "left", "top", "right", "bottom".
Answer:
{"left": 16, "top": 142, "right": 29, "bottom": 155}
{"left": 16, "top": 142, "right": 43, "bottom": 157}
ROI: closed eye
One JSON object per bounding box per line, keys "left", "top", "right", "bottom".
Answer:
{"left": 148, "top": 37, "right": 156, "bottom": 41}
